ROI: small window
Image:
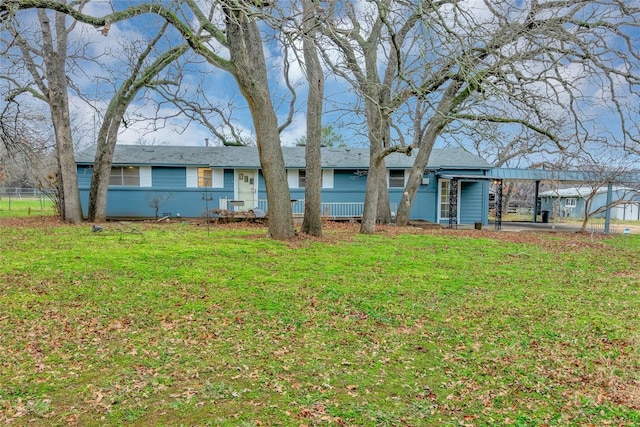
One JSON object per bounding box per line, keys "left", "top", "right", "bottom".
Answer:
{"left": 389, "top": 170, "right": 405, "bottom": 188}
{"left": 298, "top": 170, "right": 306, "bottom": 188}
{"left": 289, "top": 169, "right": 327, "bottom": 188}
{"left": 109, "top": 166, "right": 140, "bottom": 186}
{"left": 565, "top": 198, "right": 577, "bottom": 207}
{"left": 198, "top": 168, "right": 212, "bottom": 187}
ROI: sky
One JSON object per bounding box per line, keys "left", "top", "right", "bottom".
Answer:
{"left": 56, "top": 0, "right": 367, "bottom": 149}
{"left": 2, "top": 0, "right": 640, "bottom": 169}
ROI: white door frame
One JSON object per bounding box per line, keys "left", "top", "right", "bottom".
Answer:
{"left": 234, "top": 169, "right": 258, "bottom": 210}
{"left": 437, "top": 178, "right": 461, "bottom": 223}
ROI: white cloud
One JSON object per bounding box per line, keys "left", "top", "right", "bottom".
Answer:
{"left": 279, "top": 112, "right": 307, "bottom": 146}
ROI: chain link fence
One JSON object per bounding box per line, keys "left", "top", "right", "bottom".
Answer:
{"left": 0, "top": 187, "right": 55, "bottom": 215}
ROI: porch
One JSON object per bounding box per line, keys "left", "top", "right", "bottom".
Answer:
{"left": 219, "top": 198, "right": 398, "bottom": 221}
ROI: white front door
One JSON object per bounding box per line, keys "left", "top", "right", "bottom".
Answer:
{"left": 236, "top": 170, "right": 257, "bottom": 211}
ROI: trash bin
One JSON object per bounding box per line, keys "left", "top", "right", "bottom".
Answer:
{"left": 541, "top": 210, "right": 550, "bottom": 223}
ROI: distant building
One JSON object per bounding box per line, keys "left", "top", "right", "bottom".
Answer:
{"left": 539, "top": 186, "right": 640, "bottom": 220}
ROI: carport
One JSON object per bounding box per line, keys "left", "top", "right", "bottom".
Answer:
{"left": 479, "top": 168, "right": 640, "bottom": 233}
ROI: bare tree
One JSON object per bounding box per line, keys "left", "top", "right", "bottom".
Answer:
{"left": 565, "top": 152, "right": 640, "bottom": 232}
{"left": 1, "top": 4, "right": 86, "bottom": 222}
{"left": 318, "top": 0, "right": 418, "bottom": 234}
{"left": 153, "top": 77, "right": 253, "bottom": 147}
{"left": 1, "top": 0, "right": 298, "bottom": 239}
{"left": 445, "top": 121, "right": 566, "bottom": 213}
{"left": 395, "top": 1, "right": 640, "bottom": 226}
{"left": 223, "top": 2, "right": 295, "bottom": 239}
{"left": 88, "top": 20, "right": 190, "bottom": 222}
{"left": 0, "top": 103, "right": 54, "bottom": 190}
{"left": 145, "top": 192, "right": 173, "bottom": 219}
{"left": 299, "top": 0, "right": 324, "bottom": 237}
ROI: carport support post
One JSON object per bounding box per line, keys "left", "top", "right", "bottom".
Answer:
{"left": 604, "top": 182, "right": 613, "bottom": 234}
{"left": 448, "top": 178, "right": 459, "bottom": 229}
{"left": 533, "top": 180, "right": 540, "bottom": 223}
{"left": 494, "top": 179, "right": 503, "bottom": 231}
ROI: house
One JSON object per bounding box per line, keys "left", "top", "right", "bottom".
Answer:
{"left": 75, "top": 145, "right": 493, "bottom": 224}
{"left": 539, "top": 186, "right": 640, "bottom": 221}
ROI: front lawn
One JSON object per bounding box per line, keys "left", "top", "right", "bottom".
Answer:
{"left": 1, "top": 218, "right": 638, "bottom": 425}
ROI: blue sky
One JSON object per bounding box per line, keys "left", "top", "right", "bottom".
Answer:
{"left": 3, "top": 0, "right": 640, "bottom": 169}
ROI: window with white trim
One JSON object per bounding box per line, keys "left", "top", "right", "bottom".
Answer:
{"left": 565, "top": 198, "right": 577, "bottom": 207}
{"left": 388, "top": 170, "right": 405, "bottom": 188}
{"left": 109, "top": 166, "right": 140, "bottom": 186}
{"left": 439, "top": 179, "right": 450, "bottom": 219}
{"left": 288, "top": 169, "right": 334, "bottom": 188}
{"left": 198, "top": 168, "right": 212, "bottom": 187}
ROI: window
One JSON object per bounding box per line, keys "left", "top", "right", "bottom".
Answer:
{"left": 439, "top": 179, "right": 450, "bottom": 219}
{"left": 109, "top": 166, "right": 140, "bottom": 186}
{"left": 198, "top": 168, "right": 212, "bottom": 187}
{"left": 288, "top": 169, "right": 333, "bottom": 188}
{"left": 298, "top": 170, "right": 306, "bottom": 188}
{"left": 565, "top": 198, "right": 577, "bottom": 207}
{"left": 389, "top": 170, "right": 405, "bottom": 188}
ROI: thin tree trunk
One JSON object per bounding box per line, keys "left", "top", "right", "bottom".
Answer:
{"left": 301, "top": 0, "right": 324, "bottom": 237}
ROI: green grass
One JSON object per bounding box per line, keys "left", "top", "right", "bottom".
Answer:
{"left": 1, "top": 219, "right": 639, "bottom": 425}
{"left": 0, "top": 197, "right": 55, "bottom": 217}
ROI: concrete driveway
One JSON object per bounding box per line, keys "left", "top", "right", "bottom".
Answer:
{"left": 465, "top": 221, "right": 640, "bottom": 234}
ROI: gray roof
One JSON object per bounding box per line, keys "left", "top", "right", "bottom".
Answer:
{"left": 492, "top": 168, "right": 640, "bottom": 183}
{"left": 76, "top": 145, "right": 492, "bottom": 170}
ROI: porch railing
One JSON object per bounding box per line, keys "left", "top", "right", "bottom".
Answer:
{"left": 220, "top": 197, "right": 397, "bottom": 219}
{"left": 257, "top": 199, "right": 396, "bottom": 219}
{"left": 321, "top": 202, "right": 364, "bottom": 218}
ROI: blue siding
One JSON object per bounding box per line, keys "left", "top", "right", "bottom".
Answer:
{"left": 459, "top": 181, "right": 485, "bottom": 224}
{"left": 409, "top": 172, "right": 439, "bottom": 222}
{"left": 78, "top": 166, "right": 93, "bottom": 187}
{"left": 320, "top": 170, "right": 368, "bottom": 203}
{"left": 77, "top": 165, "right": 490, "bottom": 222}
{"left": 152, "top": 167, "right": 186, "bottom": 188}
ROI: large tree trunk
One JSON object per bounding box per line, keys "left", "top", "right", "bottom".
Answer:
{"left": 360, "top": 93, "right": 390, "bottom": 233}
{"left": 300, "top": 0, "right": 324, "bottom": 237}
{"left": 226, "top": 9, "right": 295, "bottom": 240}
{"left": 88, "top": 113, "right": 121, "bottom": 222}
{"left": 376, "top": 157, "right": 391, "bottom": 223}
{"left": 395, "top": 81, "right": 463, "bottom": 226}
{"left": 361, "top": 149, "right": 384, "bottom": 234}
{"left": 50, "top": 102, "right": 82, "bottom": 223}
{"left": 42, "top": 10, "right": 82, "bottom": 223}
{"left": 361, "top": 98, "right": 386, "bottom": 234}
